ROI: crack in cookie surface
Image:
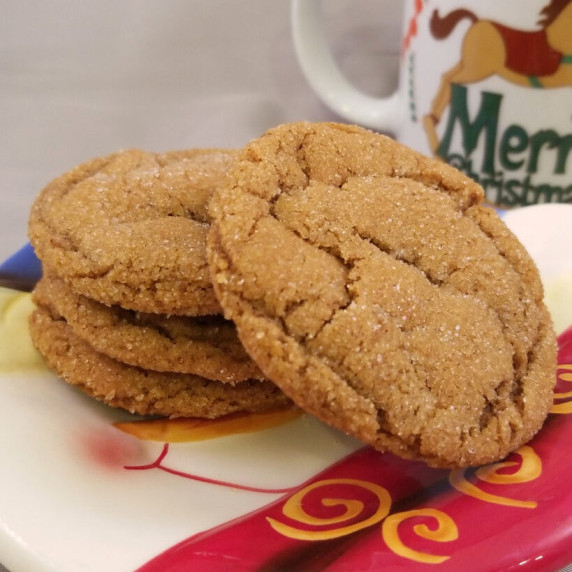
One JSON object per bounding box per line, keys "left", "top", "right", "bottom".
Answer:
{"left": 207, "top": 122, "right": 557, "bottom": 468}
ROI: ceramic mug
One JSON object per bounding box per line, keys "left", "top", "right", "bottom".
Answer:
{"left": 291, "top": 0, "right": 572, "bottom": 206}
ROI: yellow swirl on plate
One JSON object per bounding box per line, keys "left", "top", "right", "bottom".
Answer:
{"left": 448, "top": 445, "right": 541, "bottom": 509}
{"left": 382, "top": 508, "right": 458, "bottom": 564}
{"left": 267, "top": 478, "right": 392, "bottom": 540}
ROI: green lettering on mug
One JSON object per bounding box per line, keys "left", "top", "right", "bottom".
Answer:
{"left": 555, "top": 135, "right": 572, "bottom": 175}
{"left": 528, "top": 130, "right": 560, "bottom": 174}
{"left": 437, "top": 84, "right": 502, "bottom": 175}
{"left": 500, "top": 125, "right": 528, "bottom": 171}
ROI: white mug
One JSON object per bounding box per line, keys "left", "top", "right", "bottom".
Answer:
{"left": 292, "top": 0, "right": 572, "bottom": 206}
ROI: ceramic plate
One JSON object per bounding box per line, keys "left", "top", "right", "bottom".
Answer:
{"left": 1, "top": 204, "right": 571, "bottom": 572}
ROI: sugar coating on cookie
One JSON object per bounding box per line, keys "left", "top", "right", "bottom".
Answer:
{"left": 32, "top": 275, "right": 264, "bottom": 383}
{"left": 29, "top": 148, "right": 236, "bottom": 315}
{"left": 207, "top": 122, "right": 557, "bottom": 468}
{"left": 29, "top": 305, "right": 289, "bottom": 418}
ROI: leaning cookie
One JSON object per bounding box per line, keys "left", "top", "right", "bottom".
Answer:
{"left": 29, "top": 148, "right": 237, "bottom": 316}
{"left": 29, "top": 305, "right": 289, "bottom": 418}
{"left": 32, "top": 274, "right": 264, "bottom": 383}
{"left": 207, "top": 121, "right": 557, "bottom": 468}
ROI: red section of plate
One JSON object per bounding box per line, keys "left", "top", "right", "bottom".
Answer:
{"left": 137, "top": 327, "right": 572, "bottom": 572}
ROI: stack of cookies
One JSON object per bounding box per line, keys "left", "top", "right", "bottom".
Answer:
{"left": 28, "top": 148, "right": 290, "bottom": 418}
{"left": 29, "top": 123, "right": 558, "bottom": 468}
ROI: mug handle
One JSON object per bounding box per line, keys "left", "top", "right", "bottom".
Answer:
{"left": 291, "top": 0, "right": 402, "bottom": 133}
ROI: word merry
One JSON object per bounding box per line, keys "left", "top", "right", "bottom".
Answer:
{"left": 437, "top": 84, "right": 572, "bottom": 205}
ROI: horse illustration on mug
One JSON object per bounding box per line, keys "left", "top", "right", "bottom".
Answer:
{"left": 423, "top": 0, "right": 572, "bottom": 153}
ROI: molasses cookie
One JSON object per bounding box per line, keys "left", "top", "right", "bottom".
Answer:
{"left": 207, "top": 121, "right": 557, "bottom": 468}
{"left": 32, "top": 275, "right": 264, "bottom": 383}
{"left": 29, "top": 304, "right": 289, "bottom": 418}
{"left": 29, "top": 148, "right": 237, "bottom": 315}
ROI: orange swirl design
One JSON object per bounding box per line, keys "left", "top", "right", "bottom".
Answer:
{"left": 551, "top": 364, "right": 572, "bottom": 414}
{"left": 449, "top": 445, "right": 541, "bottom": 509}
{"left": 266, "top": 478, "right": 392, "bottom": 541}
{"left": 115, "top": 406, "right": 302, "bottom": 442}
{"left": 382, "top": 508, "right": 458, "bottom": 564}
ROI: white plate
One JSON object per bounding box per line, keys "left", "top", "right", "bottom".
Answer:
{"left": 1, "top": 204, "right": 571, "bottom": 572}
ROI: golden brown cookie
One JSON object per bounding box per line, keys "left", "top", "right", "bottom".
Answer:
{"left": 28, "top": 304, "right": 289, "bottom": 418}
{"left": 28, "top": 148, "right": 236, "bottom": 315}
{"left": 32, "top": 275, "right": 264, "bottom": 383}
{"left": 207, "top": 121, "right": 557, "bottom": 468}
